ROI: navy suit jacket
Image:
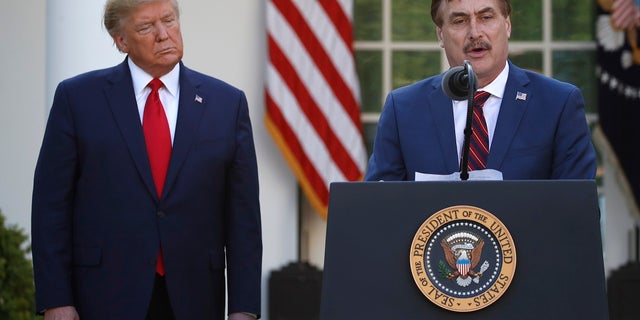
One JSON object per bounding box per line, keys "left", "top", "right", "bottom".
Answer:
{"left": 32, "top": 59, "right": 262, "bottom": 319}
{"left": 365, "top": 62, "right": 597, "bottom": 181}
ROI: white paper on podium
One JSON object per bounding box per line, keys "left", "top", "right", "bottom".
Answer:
{"left": 414, "top": 169, "right": 503, "bottom": 181}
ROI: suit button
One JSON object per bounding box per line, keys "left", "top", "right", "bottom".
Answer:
{"left": 157, "top": 211, "right": 166, "bottom": 217}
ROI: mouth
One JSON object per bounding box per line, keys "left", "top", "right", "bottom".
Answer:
{"left": 157, "top": 47, "right": 175, "bottom": 55}
{"left": 464, "top": 41, "right": 491, "bottom": 56}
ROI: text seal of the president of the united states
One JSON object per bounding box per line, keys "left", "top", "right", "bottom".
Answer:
{"left": 410, "top": 205, "right": 517, "bottom": 312}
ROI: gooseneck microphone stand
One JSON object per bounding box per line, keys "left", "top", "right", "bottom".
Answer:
{"left": 458, "top": 61, "right": 477, "bottom": 181}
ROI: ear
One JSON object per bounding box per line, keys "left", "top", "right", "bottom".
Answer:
{"left": 436, "top": 26, "right": 444, "bottom": 48}
{"left": 505, "top": 16, "right": 512, "bottom": 39}
{"left": 113, "top": 34, "right": 129, "bottom": 53}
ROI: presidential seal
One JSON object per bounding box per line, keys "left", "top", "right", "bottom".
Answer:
{"left": 409, "top": 205, "right": 516, "bottom": 312}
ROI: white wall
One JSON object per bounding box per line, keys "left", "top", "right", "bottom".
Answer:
{"left": 0, "top": 1, "right": 46, "bottom": 235}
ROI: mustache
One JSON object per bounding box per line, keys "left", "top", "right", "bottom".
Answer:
{"left": 464, "top": 40, "right": 492, "bottom": 52}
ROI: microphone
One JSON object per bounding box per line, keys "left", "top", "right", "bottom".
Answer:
{"left": 441, "top": 61, "right": 477, "bottom": 180}
{"left": 441, "top": 62, "right": 477, "bottom": 100}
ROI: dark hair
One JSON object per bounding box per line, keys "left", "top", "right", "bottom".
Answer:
{"left": 430, "top": 0, "right": 512, "bottom": 26}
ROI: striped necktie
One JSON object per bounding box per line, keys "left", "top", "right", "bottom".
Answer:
{"left": 468, "top": 91, "right": 491, "bottom": 170}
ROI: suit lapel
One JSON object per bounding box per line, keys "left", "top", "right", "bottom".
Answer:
{"left": 488, "top": 63, "right": 530, "bottom": 170}
{"left": 105, "top": 60, "right": 159, "bottom": 200}
{"left": 429, "top": 81, "right": 460, "bottom": 173}
{"left": 162, "top": 64, "right": 205, "bottom": 198}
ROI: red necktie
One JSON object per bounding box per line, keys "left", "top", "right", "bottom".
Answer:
{"left": 143, "top": 78, "right": 171, "bottom": 275}
{"left": 468, "top": 91, "right": 491, "bottom": 171}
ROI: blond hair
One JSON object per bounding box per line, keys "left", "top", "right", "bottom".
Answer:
{"left": 103, "top": 0, "right": 180, "bottom": 37}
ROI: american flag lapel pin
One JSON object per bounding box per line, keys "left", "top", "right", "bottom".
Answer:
{"left": 516, "top": 91, "right": 527, "bottom": 101}
{"left": 195, "top": 94, "right": 203, "bottom": 103}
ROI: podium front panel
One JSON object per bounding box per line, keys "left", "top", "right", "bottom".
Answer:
{"left": 320, "top": 180, "right": 608, "bottom": 320}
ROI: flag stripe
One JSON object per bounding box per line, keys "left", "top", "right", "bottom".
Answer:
{"left": 273, "top": 0, "right": 361, "bottom": 129}
{"left": 302, "top": 0, "right": 361, "bottom": 106}
{"left": 266, "top": 0, "right": 366, "bottom": 216}
{"left": 265, "top": 93, "right": 330, "bottom": 207}
{"left": 267, "top": 5, "right": 365, "bottom": 175}
{"left": 268, "top": 35, "right": 361, "bottom": 179}
{"left": 266, "top": 63, "right": 346, "bottom": 185}
{"left": 319, "top": 0, "right": 355, "bottom": 51}
{"left": 314, "top": 0, "right": 363, "bottom": 125}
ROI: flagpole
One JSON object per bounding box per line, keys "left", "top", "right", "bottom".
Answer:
{"left": 297, "top": 185, "right": 303, "bottom": 262}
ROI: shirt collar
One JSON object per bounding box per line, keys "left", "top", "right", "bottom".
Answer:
{"left": 477, "top": 62, "right": 509, "bottom": 99}
{"left": 128, "top": 58, "right": 180, "bottom": 98}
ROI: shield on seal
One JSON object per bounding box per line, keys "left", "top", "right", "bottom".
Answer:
{"left": 456, "top": 254, "right": 471, "bottom": 276}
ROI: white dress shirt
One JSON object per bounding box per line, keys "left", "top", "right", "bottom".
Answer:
{"left": 452, "top": 62, "right": 509, "bottom": 163}
{"left": 128, "top": 59, "right": 180, "bottom": 144}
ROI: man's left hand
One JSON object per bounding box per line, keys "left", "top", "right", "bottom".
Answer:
{"left": 229, "top": 312, "right": 257, "bottom": 320}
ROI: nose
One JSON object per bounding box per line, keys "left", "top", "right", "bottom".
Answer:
{"left": 154, "top": 22, "right": 169, "bottom": 41}
{"left": 468, "top": 18, "right": 482, "bottom": 40}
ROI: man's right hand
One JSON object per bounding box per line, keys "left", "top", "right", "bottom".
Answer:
{"left": 44, "top": 306, "right": 80, "bottom": 320}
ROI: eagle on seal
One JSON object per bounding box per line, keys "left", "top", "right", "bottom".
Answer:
{"left": 441, "top": 239, "right": 484, "bottom": 279}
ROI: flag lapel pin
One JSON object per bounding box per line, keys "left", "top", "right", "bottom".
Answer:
{"left": 515, "top": 91, "right": 527, "bottom": 101}
{"left": 195, "top": 95, "right": 203, "bottom": 103}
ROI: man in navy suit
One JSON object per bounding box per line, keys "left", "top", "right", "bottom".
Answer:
{"left": 365, "top": 0, "right": 597, "bottom": 181}
{"left": 31, "top": 0, "right": 261, "bottom": 319}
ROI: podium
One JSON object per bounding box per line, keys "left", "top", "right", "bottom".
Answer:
{"left": 320, "top": 180, "right": 609, "bottom": 319}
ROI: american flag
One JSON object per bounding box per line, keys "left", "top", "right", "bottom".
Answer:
{"left": 265, "top": 0, "right": 367, "bottom": 218}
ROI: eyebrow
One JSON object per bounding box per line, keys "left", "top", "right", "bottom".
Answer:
{"left": 477, "top": 7, "right": 497, "bottom": 15}
{"left": 447, "top": 6, "right": 496, "bottom": 20}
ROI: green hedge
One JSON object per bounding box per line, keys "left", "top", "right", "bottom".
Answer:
{"left": 0, "top": 210, "right": 37, "bottom": 319}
